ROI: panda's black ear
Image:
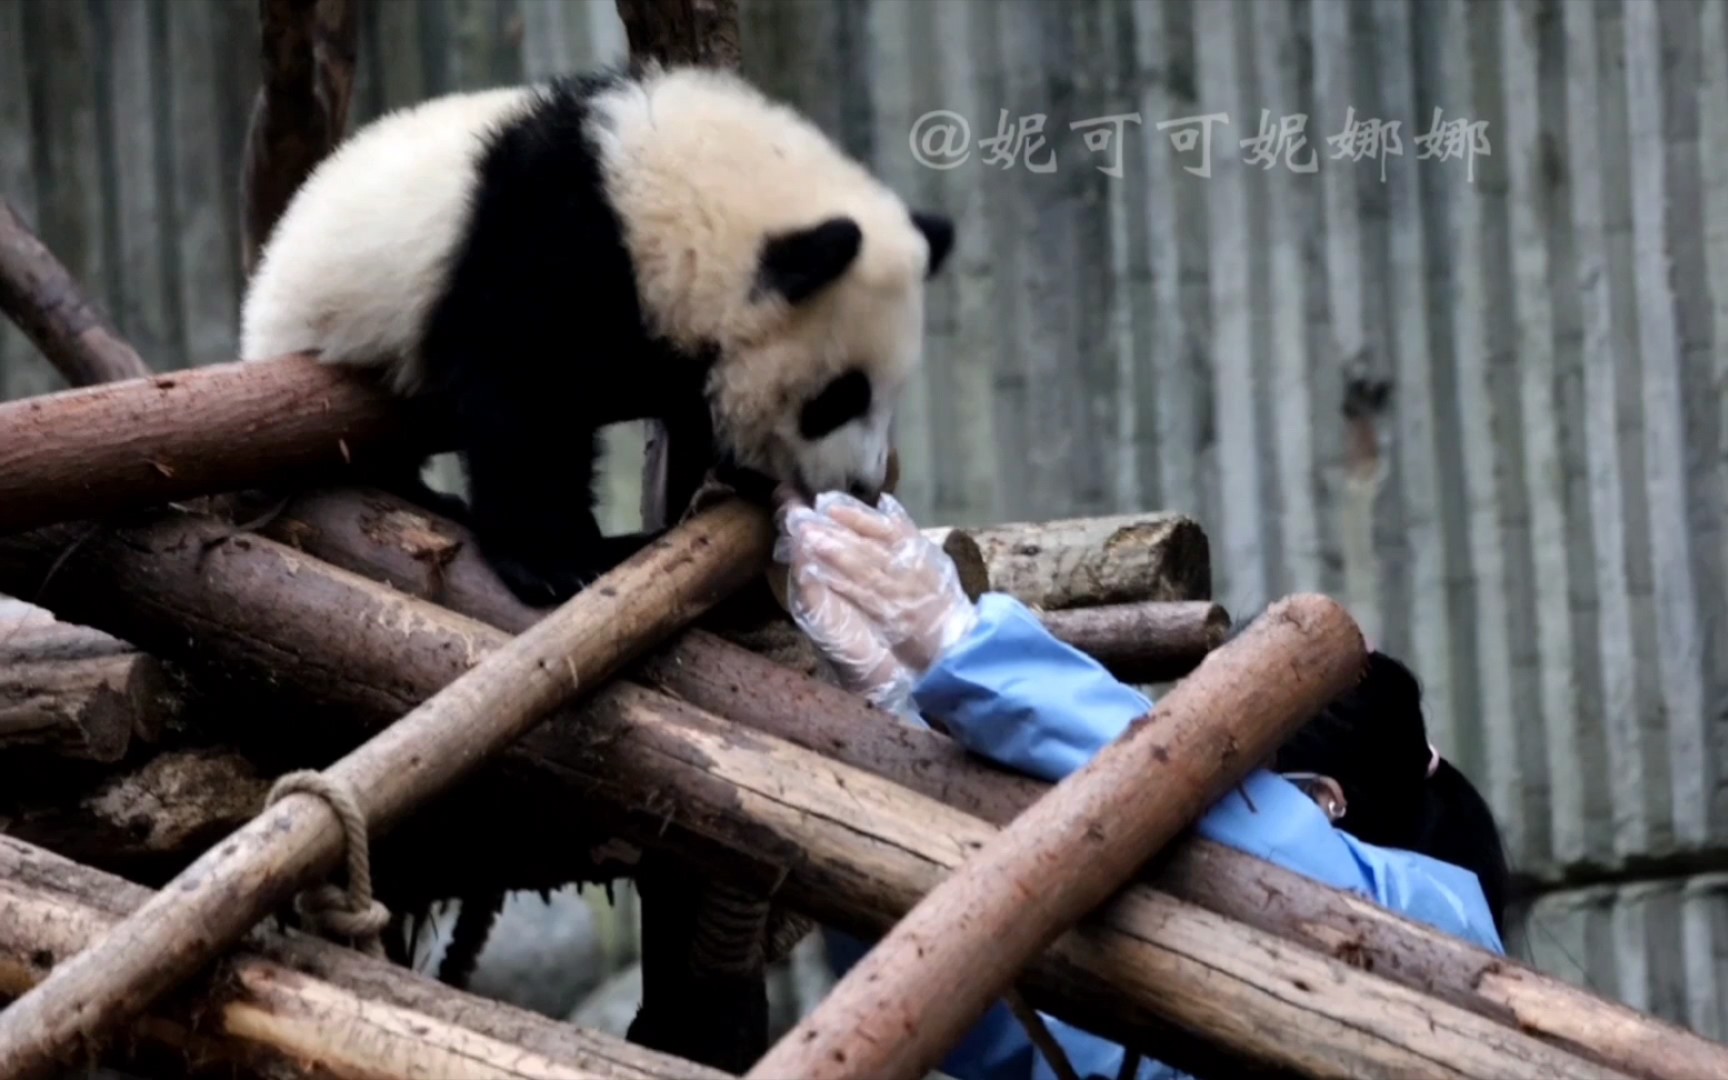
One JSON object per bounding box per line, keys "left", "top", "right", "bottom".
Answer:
{"left": 758, "top": 217, "right": 863, "bottom": 305}
{"left": 912, "top": 211, "right": 954, "bottom": 278}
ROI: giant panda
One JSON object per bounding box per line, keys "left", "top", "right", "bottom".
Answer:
{"left": 240, "top": 62, "right": 954, "bottom": 607}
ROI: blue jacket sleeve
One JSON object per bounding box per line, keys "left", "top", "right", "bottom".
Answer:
{"left": 895, "top": 592, "right": 1505, "bottom": 1080}
{"left": 911, "top": 593, "right": 1154, "bottom": 782}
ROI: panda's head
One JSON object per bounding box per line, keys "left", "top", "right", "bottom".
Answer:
{"left": 588, "top": 65, "right": 955, "bottom": 503}
{"left": 701, "top": 209, "right": 954, "bottom": 502}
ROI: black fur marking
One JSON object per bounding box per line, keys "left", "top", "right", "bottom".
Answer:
{"left": 911, "top": 210, "right": 954, "bottom": 278}
{"left": 798, "top": 368, "right": 872, "bottom": 440}
{"left": 415, "top": 71, "right": 712, "bottom": 607}
{"left": 756, "top": 217, "right": 863, "bottom": 305}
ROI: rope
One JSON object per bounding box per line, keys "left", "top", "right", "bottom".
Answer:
{"left": 265, "top": 769, "right": 391, "bottom": 958}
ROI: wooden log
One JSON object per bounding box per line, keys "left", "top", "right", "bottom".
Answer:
{"left": 919, "top": 526, "right": 991, "bottom": 602}
{"left": 958, "top": 513, "right": 1213, "bottom": 609}
{"left": 748, "top": 595, "right": 1366, "bottom": 1080}
{"left": 0, "top": 355, "right": 447, "bottom": 536}
{"left": 0, "top": 500, "right": 773, "bottom": 1080}
{"left": 0, "top": 521, "right": 1625, "bottom": 1079}
{"left": 0, "top": 748, "right": 266, "bottom": 878}
{"left": 615, "top": 0, "right": 742, "bottom": 69}
{"left": 147, "top": 490, "right": 1724, "bottom": 1079}
{"left": 0, "top": 617, "right": 179, "bottom": 762}
{"left": 0, "top": 835, "right": 726, "bottom": 1080}
{"left": 1035, "top": 600, "right": 1229, "bottom": 684}
{"left": 0, "top": 197, "right": 149, "bottom": 388}
{"left": 264, "top": 487, "right": 1215, "bottom": 686}
{"left": 2, "top": 508, "right": 1714, "bottom": 1079}
{"left": 581, "top": 686, "right": 1620, "bottom": 1080}
{"left": 241, "top": 0, "right": 351, "bottom": 276}
{"left": 0, "top": 348, "right": 1196, "bottom": 619}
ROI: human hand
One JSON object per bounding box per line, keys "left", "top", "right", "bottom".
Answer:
{"left": 776, "top": 490, "right": 978, "bottom": 682}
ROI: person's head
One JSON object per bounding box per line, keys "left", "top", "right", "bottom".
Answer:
{"left": 1272, "top": 649, "right": 1511, "bottom": 933}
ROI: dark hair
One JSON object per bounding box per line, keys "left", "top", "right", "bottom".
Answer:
{"left": 1271, "top": 650, "right": 1512, "bottom": 935}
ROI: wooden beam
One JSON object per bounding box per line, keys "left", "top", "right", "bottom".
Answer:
{"left": 0, "top": 835, "right": 726, "bottom": 1080}
{"left": 0, "top": 501, "right": 773, "bottom": 1080}
{"left": 748, "top": 594, "right": 1365, "bottom": 1080}
{"left": 0, "top": 355, "right": 445, "bottom": 535}
{"left": 0, "top": 197, "right": 150, "bottom": 387}
{"left": 0, "top": 509, "right": 1681, "bottom": 1079}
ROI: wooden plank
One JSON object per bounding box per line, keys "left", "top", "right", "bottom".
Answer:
{"left": 1501, "top": 0, "right": 1587, "bottom": 869}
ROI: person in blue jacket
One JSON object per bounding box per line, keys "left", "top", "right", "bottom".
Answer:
{"left": 774, "top": 490, "right": 1511, "bottom": 1080}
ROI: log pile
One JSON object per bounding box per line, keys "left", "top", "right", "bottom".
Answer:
{"left": 3, "top": 2, "right": 1726, "bottom": 1080}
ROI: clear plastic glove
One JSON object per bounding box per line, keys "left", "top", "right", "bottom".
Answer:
{"left": 776, "top": 491, "right": 979, "bottom": 687}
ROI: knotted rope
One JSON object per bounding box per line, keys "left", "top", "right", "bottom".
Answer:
{"left": 265, "top": 770, "right": 391, "bottom": 958}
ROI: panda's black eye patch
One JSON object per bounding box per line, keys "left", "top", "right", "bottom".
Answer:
{"left": 799, "top": 369, "right": 872, "bottom": 439}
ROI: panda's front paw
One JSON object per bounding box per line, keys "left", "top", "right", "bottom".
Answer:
{"left": 483, "top": 550, "right": 592, "bottom": 609}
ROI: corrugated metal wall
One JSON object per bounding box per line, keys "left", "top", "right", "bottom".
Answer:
{"left": 3, "top": 0, "right": 1727, "bottom": 1036}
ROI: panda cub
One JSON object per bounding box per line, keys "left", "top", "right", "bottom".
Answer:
{"left": 241, "top": 63, "right": 954, "bottom": 607}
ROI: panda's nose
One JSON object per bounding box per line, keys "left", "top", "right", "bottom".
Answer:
{"left": 847, "top": 479, "right": 881, "bottom": 505}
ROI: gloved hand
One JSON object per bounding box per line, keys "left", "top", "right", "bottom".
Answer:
{"left": 775, "top": 491, "right": 979, "bottom": 714}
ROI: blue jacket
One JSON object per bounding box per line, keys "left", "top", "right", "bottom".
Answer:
{"left": 826, "top": 593, "right": 1504, "bottom": 1080}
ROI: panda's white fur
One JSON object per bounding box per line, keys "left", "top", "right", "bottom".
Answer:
{"left": 240, "top": 63, "right": 953, "bottom": 606}
{"left": 242, "top": 86, "right": 539, "bottom": 391}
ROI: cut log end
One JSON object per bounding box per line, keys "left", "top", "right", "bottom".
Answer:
{"left": 962, "top": 513, "right": 1213, "bottom": 609}
{"left": 0, "top": 620, "right": 182, "bottom": 763}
